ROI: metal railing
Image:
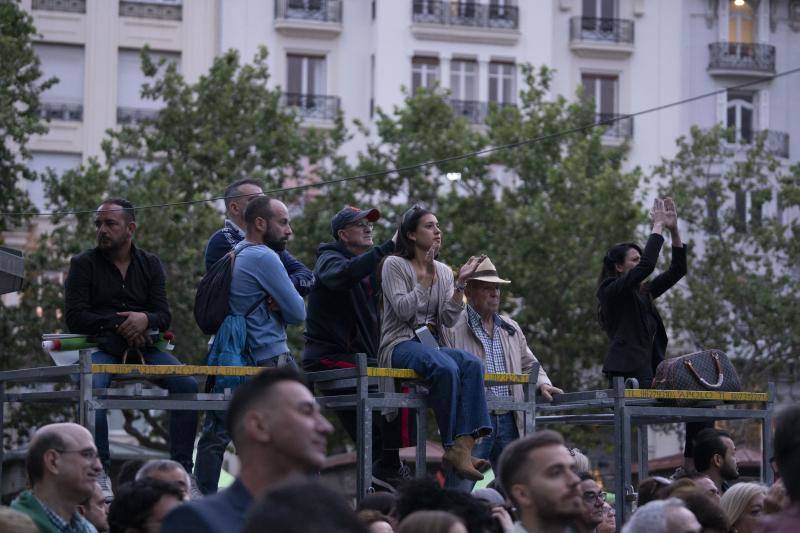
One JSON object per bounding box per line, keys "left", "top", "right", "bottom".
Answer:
{"left": 275, "top": 0, "right": 343, "bottom": 23}
{"left": 570, "top": 16, "right": 634, "bottom": 44}
{"left": 31, "top": 0, "right": 86, "bottom": 13}
{"left": 117, "top": 107, "right": 161, "bottom": 125}
{"left": 40, "top": 101, "right": 83, "bottom": 122}
{"left": 281, "top": 94, "right": 340, "bottom": 121}
{"left": 119, "top": 1, "right": 182, "bottom": 21}
{"left": 596, "top": 113, "right": 633, "bottom": 139}
{"left": 412, "top": 1, "right": 519, "bottom": 30}
{"left": 449, "top": 99, "right": 516, "bottom": 124}
{"left": 708, "top": 42, "right": 775, "bottom": 74}
{"left": 725, "top": 130, "right": 790, "bottom": 159}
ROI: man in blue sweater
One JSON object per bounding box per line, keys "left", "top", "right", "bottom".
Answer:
{"left": 194, "top": 195, "right": 307, "bottom": 494}
{"left": 203, "top": 178, "right": 314, "bottom": 295}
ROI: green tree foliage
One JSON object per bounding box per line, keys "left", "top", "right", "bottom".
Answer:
{"left": 483, "top": 65, "right": 643, "bottom": 388}
{"left": 653, "top": 126, "right": 800, "bottom": 389}
{"left": 0, "top": 0, "right": 55, "bottom": 233}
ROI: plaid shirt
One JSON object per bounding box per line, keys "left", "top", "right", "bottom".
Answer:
{"left": 36, "top": 495, "right": 96, "bottom": 533}
{"left": 466, "top": 305, "right": 511, "bottom": 398}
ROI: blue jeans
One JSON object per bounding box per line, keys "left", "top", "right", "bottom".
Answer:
{"left": 194, "top": 354, "right": 297, "bottom": 494}
{"left": 445, "top": 411, "right": 519, "bottom": 491}
{"left": 391, "top": 341, "right": 491, "bottom": 448}
{"left": 91, "top": 349, "right": 199, "bottom": 473}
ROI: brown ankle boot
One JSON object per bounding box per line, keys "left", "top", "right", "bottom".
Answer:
{"left": 442, "top": 435, "right": 485, "bottom": 481}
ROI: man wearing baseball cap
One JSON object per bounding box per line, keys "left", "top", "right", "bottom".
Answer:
{"left": 441, "top": 256, "right": 563, "bottom": 491}
{"left": 303, "top": 206, "right": 409, "bottom": 487}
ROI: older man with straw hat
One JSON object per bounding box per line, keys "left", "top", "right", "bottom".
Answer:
{"left": 441, "top": 256, "right": 563, "bottom": 491}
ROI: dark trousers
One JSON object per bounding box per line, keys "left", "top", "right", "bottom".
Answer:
{"left": 195, "top": 354, "right": 297, "bottom": 495}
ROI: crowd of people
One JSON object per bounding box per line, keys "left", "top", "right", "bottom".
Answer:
{"left": 2, "top": 402, "right": 797, "bottom": 532}
{"left": 1, "top": 179, "right": 796, "bottom": 532}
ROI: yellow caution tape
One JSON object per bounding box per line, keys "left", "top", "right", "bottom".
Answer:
{"left": 91, "top": 364, "right": 261, "bottom": 377}
{"left": 91, "top": 364, "right": 531, "bottom": 383}
{"left": 624, "top": 389, "right": 768, "bottom": 402}
{"left": 366, "top": 367, "right": 529, "bottom": 383}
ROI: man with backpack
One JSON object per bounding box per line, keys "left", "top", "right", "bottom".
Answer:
{"left": 204, "top": 178, "right": 313, "bottom": 295}
{"left": 194, "top": 196, "right": 306, "bottom": 494}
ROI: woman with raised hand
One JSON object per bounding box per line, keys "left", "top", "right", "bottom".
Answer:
{"left": 596, "top": 197, "right": 686, "bottom": 389}
{"left": 379, "top": 205, "right": 492, "bottom": 481}
{"left": 597, "top": 198, "right": 707, "bottom": 469}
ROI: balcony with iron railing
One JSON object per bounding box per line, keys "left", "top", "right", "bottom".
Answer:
{"left": 449, "top": 99, "right": 516, "bottom": 124}
{"left": 707, "top": 42, "right": 775, "bottom": 77}
{"left": 281, "top": 94, "right": 340, "bottom": 123}
{"left": 595, "top": 113, "right": 634, "bottom": 145}
{"left": 274, "top": 0, "right": 343, "bottom": 38}
{"left": 119, "top": 1, "right": 182, "bottom": 21}
{"left": 31, "top": 0, "right": 86, "bottom": 13}
{"left": 40, "top": 101, "right": 83, "bottom": 122}
{"left": 117, "top": 107, "right": 161, "bottom": 126}
{"left": 411, "top": 1, "right": 520, "bottom": 45}
{"left": 723, "top": 130, "right": 789, "bottom": 159}
{"left": 569, "top": 17, "right": 634, "bottom": 58}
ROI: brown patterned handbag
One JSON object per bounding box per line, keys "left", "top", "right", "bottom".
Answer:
{"left": 652, "top": 349, "right": 741, "bottom": 405}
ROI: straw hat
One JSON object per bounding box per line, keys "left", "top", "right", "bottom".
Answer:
{"left": 467, "top": 257, "right": 510, "bottom": 284}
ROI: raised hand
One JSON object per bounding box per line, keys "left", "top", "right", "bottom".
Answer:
{"left": 650, "top": 198, "right": 667, "bottom": 232}
{"left": 663, "top": 197, "right": 678, "bottom": 230}
{"left": 457, "top": 254, "right": 487, "bottom": 285}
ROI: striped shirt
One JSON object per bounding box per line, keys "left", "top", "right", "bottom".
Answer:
{"left": 467, "top": 305, "right": 511, "bottom": 397}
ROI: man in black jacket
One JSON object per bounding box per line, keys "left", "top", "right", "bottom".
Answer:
{"left": 64, "top": 198, "right": 198, "bottom": 491}
{"left": 302, "top": 206, "right": 409, "bottom": 486}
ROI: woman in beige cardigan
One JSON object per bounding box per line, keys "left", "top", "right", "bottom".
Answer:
{"left": 378, "top": 205, "right": 492, "bottom": 481}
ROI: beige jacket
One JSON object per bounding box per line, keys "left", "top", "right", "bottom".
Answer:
{"left": 440, "top": 307, "right": 552, "bottom": 436}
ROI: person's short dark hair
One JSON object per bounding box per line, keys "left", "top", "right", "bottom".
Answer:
{"left": 356, "top": 509, "right": 396, "bottom": 529}
{"left": 676, "top": 490, "right": 728, "bottom": 532}
{"left": 107, "top": 478, "right": 183, "bottom": 533}
{"left": 356, "top": 491, "right": 398, "bottom": 517}
{"left": 243, "top": 195, "right": 274, "bottom": 229}
{"left": 693, "top": 428, "right": 732, "bottom": 472}
{"left": 99, "top": 197, "right": 136, "bottom": 223}
{"left": 773, "top": 404, "right": 800, "bottom": 501}
{"left": 578, "top": 471, "right": 594, "bottom": 482}
{"left": 116, "top": 459, "right": 146, "bottom": 488}
{"left": 243, "top": 480, "right": 367, "bottom": 533}
{"left": 637, "top": 476, "right": 673, "bottom": 508}
{"left": 498, "top": 429, "right": 565, "bottom": 506}
{"left": 395, "top": 477, "right": 496, "bottom": 533}
{"left": 26, "top": 431, "right": 67, "bottom": 484}
{"left": 225, "top": 366, "right": 307, "bottom": 447}
{"left": 223, "top": 178, "right": 263, "bottom": 210}
{"left": 397, "top": 510, "right": 465, "bottom": 533}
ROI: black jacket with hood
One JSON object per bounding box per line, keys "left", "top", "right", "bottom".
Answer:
{"left": 303, "top": 239, "right": 395, "bottom": 364}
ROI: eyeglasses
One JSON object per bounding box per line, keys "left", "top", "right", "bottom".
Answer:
{"left": 582, "top": 491, "right": 607, "bottom": 504}
{"left": 54, "top": 448, "right": 99, "bottom": 461}
{"left": 348, "top": 220, "right": 374, "bottom": 231}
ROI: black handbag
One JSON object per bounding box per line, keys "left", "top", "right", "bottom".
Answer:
{"left": 652, "top": 349, "right": 741, "bottom": 405}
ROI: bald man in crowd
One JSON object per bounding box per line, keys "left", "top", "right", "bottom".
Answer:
{"left": 11, "top": 422, "right": 102, "bottom": 533}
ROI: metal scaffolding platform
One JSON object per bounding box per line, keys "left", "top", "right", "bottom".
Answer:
{"left": 0, "top": 349, "right": 775, "bottom": 528}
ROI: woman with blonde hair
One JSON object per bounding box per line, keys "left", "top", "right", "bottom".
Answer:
{"left": 719, "top": 482, "right": 767, "bottom": 533}
{"left": 396, "top": 510, "right": 467, "bottom": 533}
